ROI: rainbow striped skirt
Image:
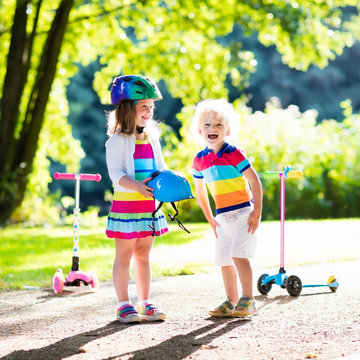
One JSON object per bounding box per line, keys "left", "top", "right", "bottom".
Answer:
{"left": 106, "top": 191, "right": 168, "bottom": 239}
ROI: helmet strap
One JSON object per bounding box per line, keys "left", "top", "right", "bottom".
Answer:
{"left": 149, "top": 201, "right": 164, "bottom": 236}
{"left": 136, "top": 126, "right": 145, "bottom": 134}
{"left": 168, "top": 202, "right": 190, "bottom": 234}
{"left": 148, "top": 201, "right": 190, "bottom": 235}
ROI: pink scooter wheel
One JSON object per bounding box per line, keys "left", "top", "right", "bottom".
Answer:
{"left": 53, "top": 268, "right": 64, "bottom": 294}
{"left": 88, "top": 271, "right": 99, "bottom": 291}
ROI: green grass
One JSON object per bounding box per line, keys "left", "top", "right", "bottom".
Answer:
{"left": 3, "top": 218, "right": 358, "bottom": 291}
{"left": 0, "top": 223, "right": 209, "bottom": 291}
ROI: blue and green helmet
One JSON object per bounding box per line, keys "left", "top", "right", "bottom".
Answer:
{"left": 111, "top": 75, "right": 162, "bottom": 105}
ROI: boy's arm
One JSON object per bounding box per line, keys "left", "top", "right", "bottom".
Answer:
{"left": 243, "top": 166, "right": 263, "bottom": 234}
{"left": 193, "top": 177, "right": 219, "bottom": 237}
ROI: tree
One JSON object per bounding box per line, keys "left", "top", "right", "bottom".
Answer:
{"left": 0, "top": 0, "right": 78, "bottom": 223}
{"left": 227, "top": 25, "right": 360, "bottom": 122}
{"left": 0, "top": 0, "right": 359, "bottom": 224}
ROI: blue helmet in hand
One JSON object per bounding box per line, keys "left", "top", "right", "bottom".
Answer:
{"left": 147, "top": 170, "right": 194, "bottom": 235}
{"left": 147, "top": 170, "right": 194, "bottom": 203}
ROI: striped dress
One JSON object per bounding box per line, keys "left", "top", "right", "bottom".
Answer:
{"left": 106, "top": 138, "right": 168, "bottom": 239}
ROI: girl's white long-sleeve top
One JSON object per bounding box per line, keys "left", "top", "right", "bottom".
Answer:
{"left": 105, "top": 131, "right": 167, "bottom": 193}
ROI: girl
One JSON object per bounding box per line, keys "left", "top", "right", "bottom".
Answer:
{"left": 105, "top": 75, "right": 168, "bottom": 323}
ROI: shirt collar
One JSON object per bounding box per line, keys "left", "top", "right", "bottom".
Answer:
{"left": 204, "top": 142, "right": 229, "bottom": 157}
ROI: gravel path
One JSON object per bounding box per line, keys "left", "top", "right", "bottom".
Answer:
{"left": 1, "top": 220, "right": 360, "bottom": 360}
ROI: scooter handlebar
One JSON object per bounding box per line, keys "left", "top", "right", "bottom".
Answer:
{"left": 54, "top": 172, "right": 102, "bottom": 182}
{"left": 263, "top": 170, "right": 303, "bottom": 179}
{"left": 286, "top": 170, "right": 303, "bottom": 179}
{"left": 263, "top": 171, "right": 280, "bottom": 179}
{"left": 80, "top": 174, "right": 102, "bottom": 182}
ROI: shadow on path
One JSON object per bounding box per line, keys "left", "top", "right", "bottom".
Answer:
{"left": 1, "top": 317, "right": 251, "bottom": 360}
{"left": 0, "top": 321, "right": 125, "bottom": 360}
{"left": 1, "top": 318, "right": 250, "bottom": 360}
{"left": 255, "top": 289, "right": 335, "bottom": 307}
{"left": 108, "top": 318, "right": 250, "bottom": 360}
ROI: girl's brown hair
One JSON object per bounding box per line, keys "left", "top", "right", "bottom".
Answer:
{"left": 107, "top": 100, "right": 136, "bottom": 135}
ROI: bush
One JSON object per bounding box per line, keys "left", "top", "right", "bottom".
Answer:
{"left": 237, "top": 98, "right": 360, "bottom": 219}
{"left": 167, "top": 98, "right": 360, "bottom": 221}
{"left": 12, "top": 98, "right": 360, "bottom": 225}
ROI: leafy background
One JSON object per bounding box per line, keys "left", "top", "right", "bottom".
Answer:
{"left": 1, "top": 1, "right": 360, "bottom": 225}
{"left": 50, "top": 25, "right": 360, "bottom": 223}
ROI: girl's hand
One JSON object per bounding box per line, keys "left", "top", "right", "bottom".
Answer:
{"left": 208, "top": 217, "right": 220, "bottom": 238}
{"left": 136, "top": 177, "right": 154, "bottom": 198}
{"left": 247, "top": 210, "right": 261, "bottom": 234}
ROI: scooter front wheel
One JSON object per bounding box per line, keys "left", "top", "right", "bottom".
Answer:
{"left": 257, "top": 273, "right": 272, "bottom": 295}
{"left": 53, "top": 269, "right": 64, "bottom": 294}
{"left": 88, "top": 271, "right": 99, "bottom": 292}
{"left": 286, "top": 275, "right": 302, "bottom": 297}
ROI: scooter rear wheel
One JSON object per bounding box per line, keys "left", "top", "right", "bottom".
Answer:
{"left": 88, "top": 271, "right": 99, "bottom": 292}
{"left": 327, "top": 275, "right": 338, "bottom": 292}
{"left": 53, "top": 269, "right": 64, "bottom": 294}
{"left": 286, "top": 275, "right": 302, "bottom": 297}
{"left": 257, "top": 273, "right": 272, "bottom": 295}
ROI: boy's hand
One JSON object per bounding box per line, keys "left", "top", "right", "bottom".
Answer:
{"left": 208, "top": 217, "right": 220, "bottom": 238}
{"left": 248, "top": 210, "right": 261, "bottom": 234}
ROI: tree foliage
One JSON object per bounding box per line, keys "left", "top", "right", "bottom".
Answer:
{"left": 235, "top": 98, "right": 360, "bottom": 220}
{"left": 235, "top": 29, "right": 360, "bottom": 122}
{"left": 1, "top": 0, "right": 359, "bottom": 224}
{"left": 0, "top": 0, "right": 82, "bottom": 223}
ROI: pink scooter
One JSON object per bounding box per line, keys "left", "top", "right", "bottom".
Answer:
{"left": 52, "top": 172, "right": 101, "bottom": 294}
{"left": 257, "top": 166, "right": 339, "bottom": 297}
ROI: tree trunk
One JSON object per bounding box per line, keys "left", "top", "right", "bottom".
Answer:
{"left": 0, "top": 0, "right": 30, "bottom": 173}
{"left": 0, "top": 0, "right": 75, "bottom": 224}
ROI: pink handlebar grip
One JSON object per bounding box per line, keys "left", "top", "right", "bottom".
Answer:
{"left": 79, "top": 174, "right": 102, "bottom": 182}
{"left": 54, "top": 172, "right": 75, "bottom": 180}
{"left": 54, "top": 172, "right": 101, "bottom": 182}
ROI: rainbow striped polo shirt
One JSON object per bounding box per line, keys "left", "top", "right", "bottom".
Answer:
{"left": 192, "top": 143, "right": 253, "bottom": 214}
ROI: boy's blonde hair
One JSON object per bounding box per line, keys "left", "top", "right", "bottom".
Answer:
{"left": 191, "top": 98, "right": 239, "bottom": 143}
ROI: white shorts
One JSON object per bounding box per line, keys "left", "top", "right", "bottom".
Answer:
{"left": 214, "top": 207, "right": 258, "bottom": 266}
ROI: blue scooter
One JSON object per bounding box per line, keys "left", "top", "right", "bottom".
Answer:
{"left": 257, "top": 166, "right": 339, "bottom": 297}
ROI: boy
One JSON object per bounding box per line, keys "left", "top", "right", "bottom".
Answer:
{"left": 192, "top": 99, "right": 262, "bottom": 317}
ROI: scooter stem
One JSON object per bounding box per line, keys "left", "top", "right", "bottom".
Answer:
{"left": 280, "top": 173, "right": 285, "bottom": 269}
{"left": 72, "top": 175, "right": 81, "bottom": 271}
